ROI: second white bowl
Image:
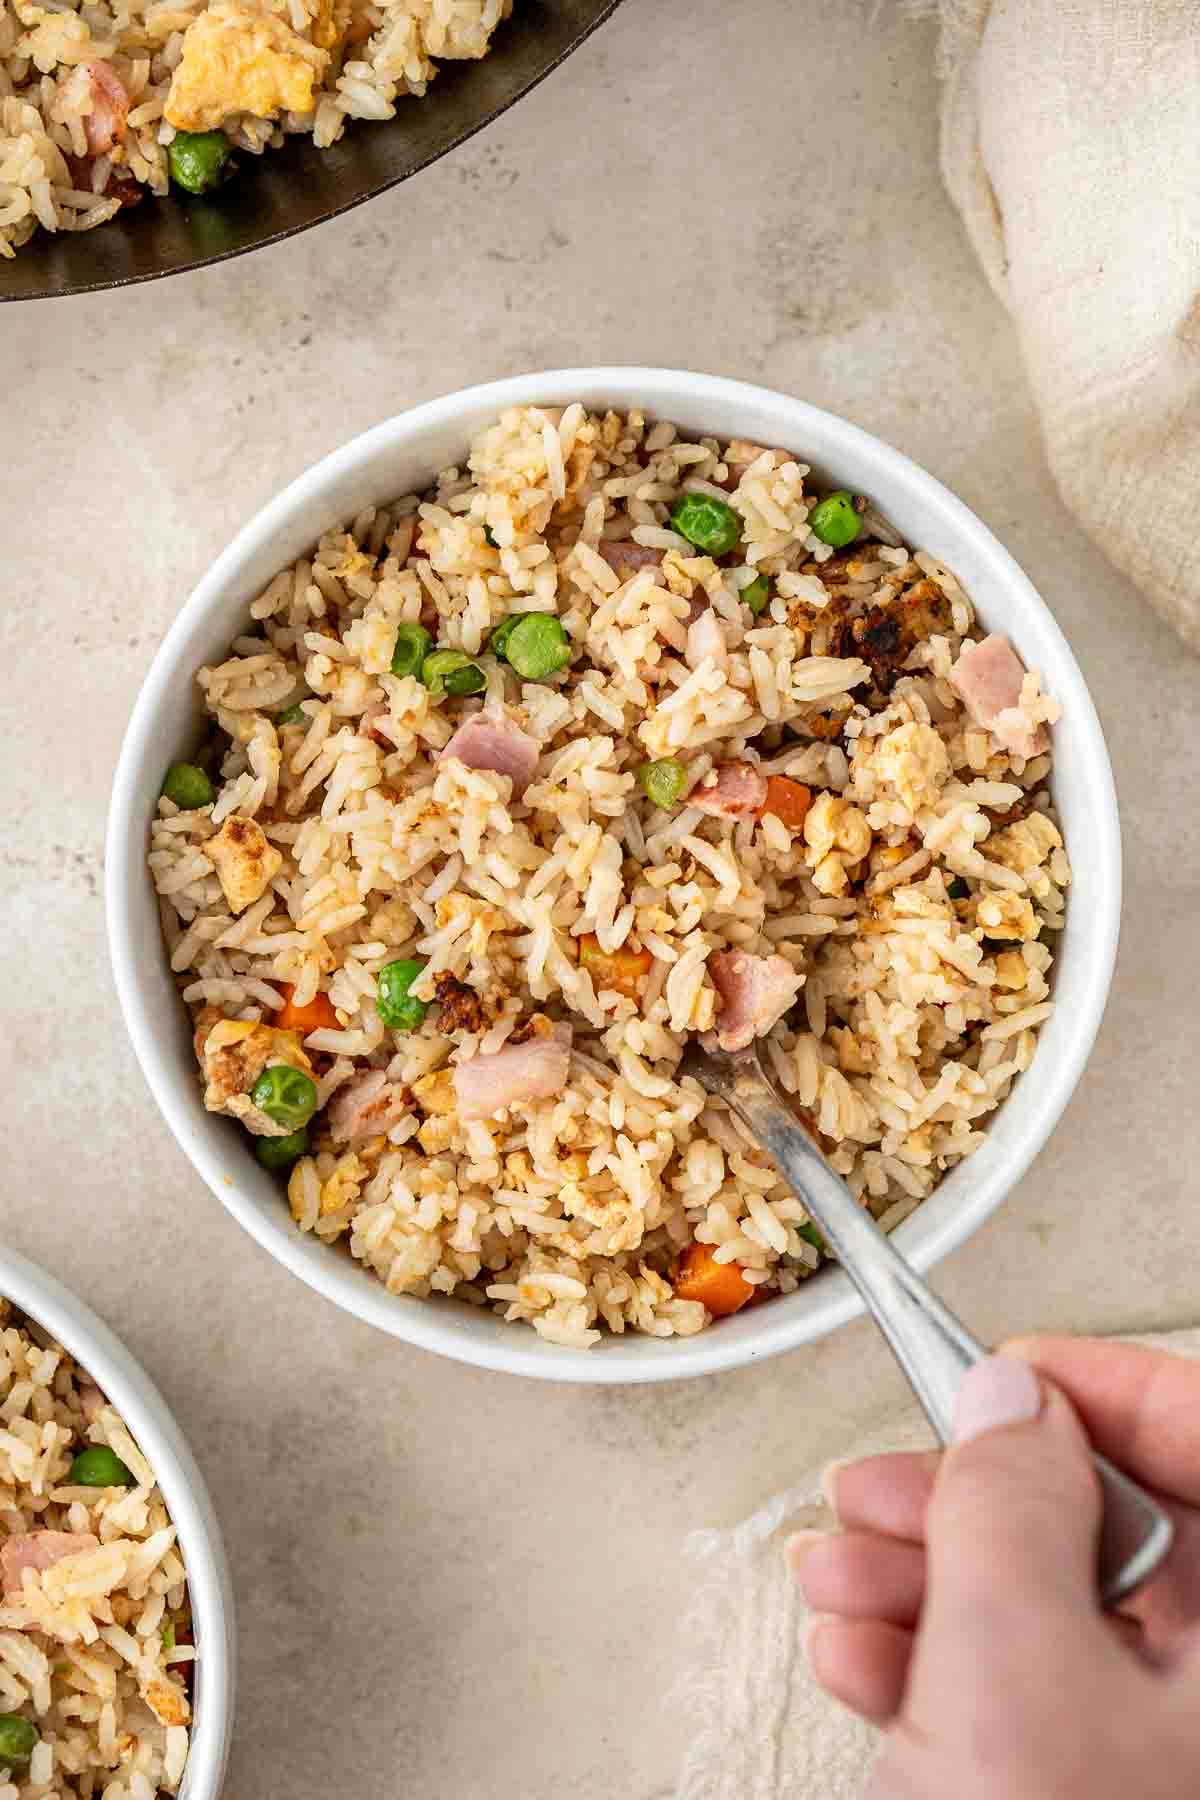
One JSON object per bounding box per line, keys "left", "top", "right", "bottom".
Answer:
{"left": 0, "top": 1246, "right": 235, "bottom": 1798}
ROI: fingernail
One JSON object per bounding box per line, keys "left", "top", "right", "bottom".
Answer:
{"left": 785, "top": 1528, "right": 826, "bottom": 1573}
{"left": 953, "top": 1353, "right": 1042, "bottom": 1444}
{"left": 802, "top": 1613, "right": 833, "bottom": 1666}
{"left": 821, "top": 1458, "right": 850, "bottom": 1517}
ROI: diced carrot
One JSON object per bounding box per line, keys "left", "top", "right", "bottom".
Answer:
{"left": 272, "top": 983, "right": 339, "bottom": 1034}
{"left": 578, "top": 933, "right": 653, "bottom": 1000}
{"left": 672, "top": 1241, "right": 754, "bottom": 1316}
{"left": 760, "top": 776, "right": 813, "bottom": 832}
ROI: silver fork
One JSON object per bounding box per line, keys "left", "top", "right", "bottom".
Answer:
{"left": 677, "top": 1040, "right": 1173, "bottom": 1606}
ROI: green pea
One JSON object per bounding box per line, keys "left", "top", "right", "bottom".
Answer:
{"left": 161, "top": 1618, "right": 176, "bottom": 1653}
{"left": 637, "top": 758, "right": 687, "bottom": 810}
{"left": 444, "top": 664, "right": 488, "bottom": 698}
{"left": 161, "top": 763, "right": 215, "bottom": 810}
{"left": 377, "top": 959, "right": 428, "bottom": 1032}
{"left": 167, "top": 129, "right": 233, "bottom": 195}
{"left": 488, "top": 613, "right": 529, "bottom": 661}
{"left": 742, "top": 574, "right": 770, "bottom": 615}
{"left": 668, "top": 493, "right": 741, "bottom": 557}
{"left": 421, "top": 650, "right": 486, "bottom": 699}
{"left": 0, "top": 1715, "right": 38, "bottom": 1765}
{"left": 390, "top": 622, "right": 433, "bottom": 679}
{"left": 250, "top": 1065, "right": 318, "bottom": 1132}
{"left": 505, "top": 614, "right": 571, "bottom": 682}
{"left": 276, "top": 705, "right": 308, "bottom": 728}
{"left": 255, "top": 1127, "right": 309, "bottom": 1171}
{"left": 797, "top": 1221, "right": 826, "bottom": 1255}
{"left": 808, "top": 490, "right": 862, "bottom": 549}
{"left": 67, "top": 1446, "right": 134, "bottom": 1488}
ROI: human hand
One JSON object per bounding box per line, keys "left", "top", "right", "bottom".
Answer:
{"left": 789, "top": 1339, "right": 1200, "bottom": 1799}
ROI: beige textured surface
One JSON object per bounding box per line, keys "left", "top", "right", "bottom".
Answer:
{"left": 1, "top": 3, "right": 1196, "bottom": 1796}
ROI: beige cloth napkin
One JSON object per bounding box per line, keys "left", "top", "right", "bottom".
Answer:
{"left": 909, "top": 0, "right": 1200, "bottom": 650}
{"left": 671, "top": 1330, "right": 1200, "bottom": 1800}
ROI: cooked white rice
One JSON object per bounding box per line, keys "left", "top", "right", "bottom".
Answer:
{"left": 0, "top": 1305, "right": 192, "bottom": 1797}
{"left": 0, "top": 0, "right": 509, "bottom": 258}
{"left": 149, "top": 403, "right": 1070, "bottom": 1349}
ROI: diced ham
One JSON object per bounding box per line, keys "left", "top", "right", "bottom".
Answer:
{"left": 689, "top": 762, "right": 769, "bottom": 818}
{"left": 328, "top": 1070, "right": 411, "bottom": 1143}
{"left": 596, "top": 541, "right": 664, "bottom": 581}
{"left": 718, "top": 442, "right": 788, "bottom": 490}
{"left": 2, "top": 1531, "right": 99, "bottom": 1597}
{"left": 440, "top": 707, "right": 540, "bottom": 799}
{"left": 686, "top": 608, "right": 727, "bottom": 671}
{"left": 77, "top": 1381, "right": 107, "bottom": 1425}
{"left": 453, "top": 1024, "right": 572, "bottom": 1121}
{"left": 949, "top": 634, "right": 1049, "bottom": 760}
{"left": 82, "top": 62, "right": 129, "bottom": 155}
{"left": 361, "top": 700, "right": 392, "bottom": 747}
{"left": 706, "top": 951, "right": 804, "bottom": 1054}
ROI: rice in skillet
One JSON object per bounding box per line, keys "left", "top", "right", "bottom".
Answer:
{"left": 0, "top": 1305, "right": 193, "bottom": 1797}
{"left": 0, "top": 0, "right": 508, "bottom": 258}
{"left": 149, "top": 404, "right": 1069, "bottom": 1348}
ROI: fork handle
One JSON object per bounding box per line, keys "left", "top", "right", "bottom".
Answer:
{"left": 726, "top": 1057, "right": 1173, "bottom": 1607}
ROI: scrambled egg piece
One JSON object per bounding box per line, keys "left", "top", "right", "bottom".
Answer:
{"left": 311, "top": 0, "right": 349, "bottom": 52}
{"left": 411, "top": 1068, "right": 456, "bottom": 1116}
{"left": 331, "top": 534, "right": 374, "bottom": 583}
{"left": 201, "top": 1019, "right": 313, "bottom": 1137}
{"left": 993, "top": 950, "right": 1029, "bottom": 991}
{"left": 410, "top": 1068, "right": 459, "bottom": 1151}
{"left": 144, "top": 1680, "right": 191, "bottom": 1728}
{"left": 803, "top": 791, "right": 872, "bottom": 897}
{"left": 165, "top": 0, "right": 327, "bottom": 132}
{"left": 203, "top": 813, "right": 281, "bottom": 914}
{"left": 872, "top": 721, "right": 950, "bottom": 814}
{"left": 417, "top": 1114, "right": 456, "bottom": 1154}
{"left": 976, "top": 890, "right": 1039, "bottom": 943}
{"left": 435, "top": 891, "right": 507, "bottom": 955}
{"left": 987, "top": 811, "right": 1063, "bottom": 875}
{"left": 318, "top": 1151, "right": 368, "bottom": 1217}
{"left": 869, "top": 839, "right": 915, "bottom": 875}
{"left": 890, "top": 883, "right": 953, "bottom": 922}
{"left": 368, "top": 897, "right": 418, "bottom": 945}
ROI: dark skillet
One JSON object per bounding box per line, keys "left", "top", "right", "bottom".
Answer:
{"left": 0, "top": 0, "right": 621, "bottom": 303}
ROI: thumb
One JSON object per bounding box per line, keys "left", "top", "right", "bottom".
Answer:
{"left": 920, "top": 1353, "right": 1106, "bottom": 1662}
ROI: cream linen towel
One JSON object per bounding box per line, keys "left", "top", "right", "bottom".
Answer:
{"left": 912, "top": 1, "right": 1200, "bottom": 650}
{"left": 672, "top": 1330, "right": 1200, "bottom": 1800}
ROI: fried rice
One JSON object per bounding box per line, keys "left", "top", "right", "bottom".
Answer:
{"left": 0, "top": 1305, "right": 192, "bottom": 1797}
{"left": 148, "top": 403, "right": 1069, "bottom": 1349}
{"left": 0, "top": 0, "right": 508, "bottom": 257}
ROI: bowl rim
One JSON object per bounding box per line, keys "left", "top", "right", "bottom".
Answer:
{"left": 106, "top": 366, "right": 1121, "bottom": 1384}
{"left": 0, "top": 1245, "right": 236, "bottom": 1798}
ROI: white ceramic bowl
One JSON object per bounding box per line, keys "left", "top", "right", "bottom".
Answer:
{"left": 106, "top": 368, "right": 1120, "bottom": 1384}
{"left": 0, "top": 1247, "right": 235, "bottom": 1797}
